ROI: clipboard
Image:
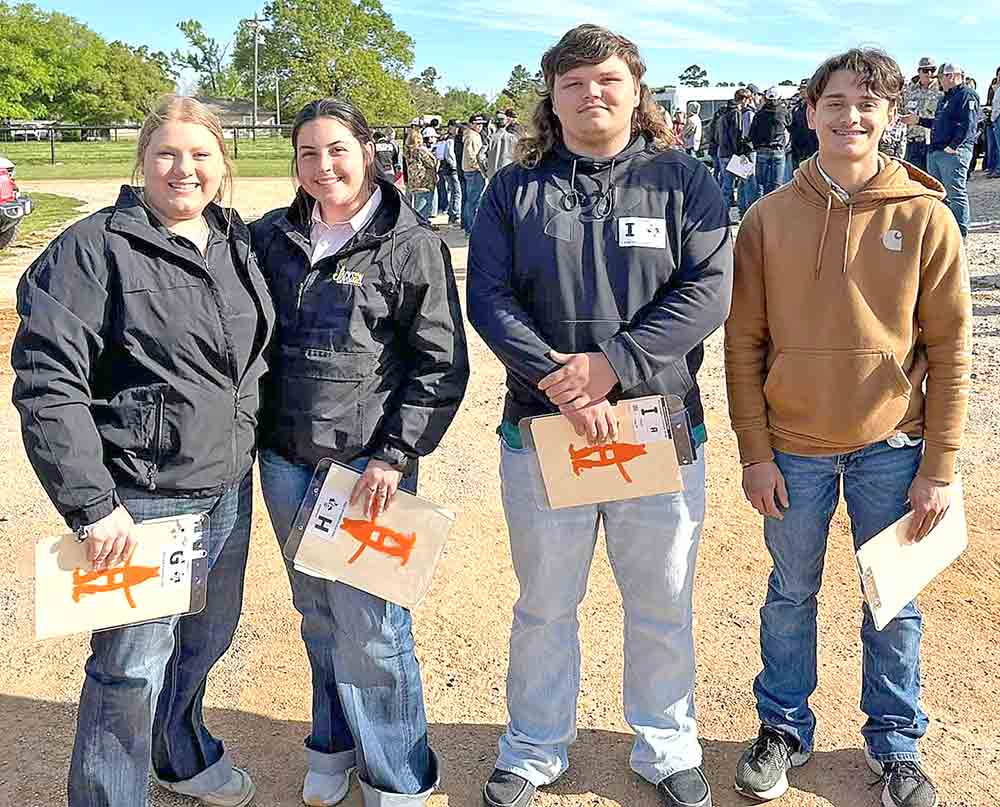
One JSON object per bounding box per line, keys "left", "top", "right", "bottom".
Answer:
{"left": 518, "top": 395, "right": 687, "bottom": 510}
{"left": 34, "top": 513, "right": 209, "bottom": 640}
{"left": 726, "top": 154, "right": 755, "bottom": 179}
{"left": 856, "top": 480, "right": 968, "bottom": 631}
{"left": 285, "top": 459, "right": 456, "bottom": 609}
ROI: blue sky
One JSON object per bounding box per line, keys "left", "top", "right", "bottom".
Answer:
{"left": 28, "top": 0, "right": 1000, "bottom": 98}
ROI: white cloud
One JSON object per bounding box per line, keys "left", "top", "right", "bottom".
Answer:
{"left": 959, "top": 14, "right": 979, "bottom": 24}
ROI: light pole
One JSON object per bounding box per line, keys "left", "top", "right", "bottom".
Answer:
{"left": 241, "top": 14, "right": 264, "bottom": 140}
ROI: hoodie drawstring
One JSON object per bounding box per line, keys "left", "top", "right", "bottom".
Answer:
{"left": 814, "top": 193, "right": 833, "bottom": 279}
{"left": 842, "top": 204, "right": 853, "bottom": 274}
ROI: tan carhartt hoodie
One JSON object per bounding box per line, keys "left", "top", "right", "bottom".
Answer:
{"left": 725, "top": 155, "right": 972, "bottom": 482}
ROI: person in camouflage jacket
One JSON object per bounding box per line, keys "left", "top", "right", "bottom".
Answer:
{"left": 902, "top": 58, "right": 942, "bottom": 170}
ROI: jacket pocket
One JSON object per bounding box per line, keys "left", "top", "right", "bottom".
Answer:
{"left": 764, "top": 348, "right": 912, "bottom": 446}
{"left": 93, "top": 383, "right": 173, "bottom": 488}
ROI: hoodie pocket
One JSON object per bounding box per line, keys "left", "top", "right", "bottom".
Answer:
{"left": 763, "top": 348, "right": 912, "bottom": 446}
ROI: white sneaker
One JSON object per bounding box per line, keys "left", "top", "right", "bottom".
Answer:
{"left": 302, "top": 768, "right": 353, "bottom": 806}
{"left": 155, "top": 766, "right": 255, "bottom": 807}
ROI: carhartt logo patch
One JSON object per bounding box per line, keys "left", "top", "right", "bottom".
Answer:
{"left": 332, "top": 269, "right": 364, "bottom": 286}
{"left": 881, "top": 230, "right": 903, "bottom": 252}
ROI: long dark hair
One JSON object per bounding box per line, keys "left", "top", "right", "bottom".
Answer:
{"left": 515, "top": 24, "right": 673, "bottom": 168}
{"left": 290, "top": 98, "right": 378, "bottom": 190}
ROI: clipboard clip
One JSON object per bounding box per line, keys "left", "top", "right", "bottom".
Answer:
{"left": 860, "top": 566, "right": 882, "bottom": 612}
{"left": 664, "top": 395, "right": 696, "bottom": 466}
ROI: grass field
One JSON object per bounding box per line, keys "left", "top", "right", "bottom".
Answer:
{"left": 2, "top": 136, "right": 294, "bottom": 180}
{"left": 15, "top": 192, "right": 88, "bottom": 242}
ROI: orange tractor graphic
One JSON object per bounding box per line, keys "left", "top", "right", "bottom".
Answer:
{"left": 72, "top": 556, "right": 161, "bottom": 609}
{"left": 569, "top": 441, "right": 648, "bottom": 483}
{"left": 340, "top": 518, "right": 417, "bottom": 567}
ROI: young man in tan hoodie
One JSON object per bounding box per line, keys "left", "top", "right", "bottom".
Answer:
{"left": 725, "top": 49, "right": 971, "bottom": 807}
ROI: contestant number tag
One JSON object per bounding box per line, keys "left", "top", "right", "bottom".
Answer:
{"left": 618, "top": 217, "right": 666, "bottom": 248}
{"left": 628, "top": 398, "right": 669, "bottom": 443}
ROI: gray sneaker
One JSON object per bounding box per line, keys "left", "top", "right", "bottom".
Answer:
{"left": 734, "top": 726, "right": 811, "bottom": 801}
{"left": 154, "top": 766, "right": 255, "bottom": 807}
{"left": 865, "top": 748, "right": 938, "bottom": 807}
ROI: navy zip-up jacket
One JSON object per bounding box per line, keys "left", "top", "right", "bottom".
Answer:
{"left": 466, "top": 135, "right": 733, "bottom": 432}
{"left": 250, "top": 181, "right": 469, "bottom": 469}
{"left": 920, "top": 85, "right": 980, "bottom": 151}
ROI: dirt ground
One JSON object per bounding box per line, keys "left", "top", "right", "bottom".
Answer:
{"left": 1, "top": 178, "right": 997, "bottom": 807}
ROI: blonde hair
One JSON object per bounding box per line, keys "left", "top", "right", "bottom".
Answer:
{"left": 404, "top": 127, "right": 423, "bottom": 150}
{"left": 132, "top": 95, "right": 234, "bottom": 207}
{"left": 515, "top": 24, "right": 674, "bottom": 168}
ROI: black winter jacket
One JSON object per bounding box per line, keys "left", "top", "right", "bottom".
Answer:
{"left": 749, "top": 101, "right": 790, "bottom": 150}
{"left": 788, "top": 100, "right": 819, "bottom": 164}
{"left": 715, "top": 103, "right": 744, "bottom": 159}
{"left": 467, "top": 136, "right": 733, "bottom": 431}
{"left": 12, "top": 186, "right": 276, "bottom": 529}
{"left": 250, "top": 181, "right": 469, "bottom": 468}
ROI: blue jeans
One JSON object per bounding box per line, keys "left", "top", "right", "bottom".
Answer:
{"left": 68, "top": 473, "right": 253, "bottom": 807}
{"left": 496, "top": 440, "right": 707, "bottom": 786}
{"left": 904, "top": 140, "right": 929, "bottom": 172}
{"left": 462, "top": 170, "right": 485, "bottom": 235}
{"left": 992, "top": 119, "right": 1000, "bottom": 173}
{"left": 410, "top": 190, "right": 434, "bottom": 221}
{"left": 986, "top": 123, "right": 998, "bottom": 172}
{"left": 755, "top": 441, "right": 927, "bottom": 762}
{"left": 258, "top": 450, "right": 437, "bottom": 806}
{"left": 738, "top": 155, "right": 760, "bottom": 216}
{"left": 756, "top": 150, "right": 786, "bottom": 197}
{"left": 438, "top": 172, "right": 460, "bottom": 222}
{"left": 435, "top": 173, "right": 449, "bottom": 216}
{"left": 927, "top": 145, "right": 973, "bottom": 236}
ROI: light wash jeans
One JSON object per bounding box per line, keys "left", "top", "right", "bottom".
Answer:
{"left": 68, "top": 473, "right": 253, "bottom": 807}
{"left": 495, "top": 440, "right": 707, "bottom": 787}
{"left": 259, "top": 450, "right": 438, "bottom": 807}
{"left": 927, "top": 145, "right": 973, "bottom": 236}
{"left": 755, "top": 440, "right": 927, "bottom": 762}
{"left": 410, "top": 190, "right": 435, "bottom": 221}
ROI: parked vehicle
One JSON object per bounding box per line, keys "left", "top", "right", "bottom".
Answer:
{"left": 0, "top": 157, "right": 33, "bottom": 250}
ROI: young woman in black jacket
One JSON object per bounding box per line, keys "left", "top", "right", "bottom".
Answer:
{"left": 250, "top": 98, "right": 469, "bottom": 807}
{"left": 12, "top": 97, "right": 275, "bottom": 807}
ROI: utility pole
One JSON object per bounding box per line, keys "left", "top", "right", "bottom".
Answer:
{"left": 275, "top": 75, "right": 280, "bottom": 127}
{"left": 241, "top": 15, "right": 263, "bottom": 141}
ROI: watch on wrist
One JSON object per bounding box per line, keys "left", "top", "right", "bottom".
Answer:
{"left": 372, "top": 446, "right": 411, "bottom": 473}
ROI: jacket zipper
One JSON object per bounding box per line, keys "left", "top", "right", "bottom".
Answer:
{"left": 147, "top": 390, "right": 165, "bottom": 491}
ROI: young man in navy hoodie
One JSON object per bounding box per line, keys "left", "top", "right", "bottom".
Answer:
{"left": 467, "top": 24, "right": 733, "bottom": 807}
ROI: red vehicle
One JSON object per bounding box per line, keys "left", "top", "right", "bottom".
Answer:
{"left": 0, "top": 157, "right": 33, "bottom": 250}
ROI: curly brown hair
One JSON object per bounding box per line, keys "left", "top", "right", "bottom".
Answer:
{"left": 515, "top": 24, "right": 674, "bottom": 168}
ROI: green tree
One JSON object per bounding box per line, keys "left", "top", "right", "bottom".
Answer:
{"left": 233, "top": 0, "right": 416, "bottom": 124}
{"left": 679, "top": 64, "right": 709, "bottom": 87}
{"left": 497, "top": 64, "right": 542, "bottom": 123}
{"left": 408, "top": 66, "right": 443, "bottom": 116}
{"left": 779, "top": 79, "right": 796, "bottom": 86}
{"left": 171, "top": 20, "right": 239, "bottom": 96}
{"left": 0, "top": 2, "right": 172, "bottom": 122}
{"left": 438, "top": 87, "right": 490, "bottom": 123}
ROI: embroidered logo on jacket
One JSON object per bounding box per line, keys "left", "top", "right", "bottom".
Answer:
{"left": 332, "top": 269, "right": 364, "bottom": 286}
{"left": 881, "top": 230, "right": 903, "bottom": 252}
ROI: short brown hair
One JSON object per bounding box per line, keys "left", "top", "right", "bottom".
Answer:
{"left": 515, "top": 24, "right": 673, "bottom": 167}
{"left": 806, "top": 48, "right": 904, "bottom": 108}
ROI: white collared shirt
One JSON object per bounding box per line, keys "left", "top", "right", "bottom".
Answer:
{"left": 310, "top": 187, "right": 382, "bottom": 266}
{"left": 816, "top": 155, "right": 885, "bottom": 203}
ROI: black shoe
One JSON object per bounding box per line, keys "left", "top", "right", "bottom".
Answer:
{"left": 656, "top": 766, "right": 712, "bottom": 807}
{"left": 734, "top": 726, "right": 811, "bottom": 801}
{"left": 483, "top": 768, "right": 536, "bottom": 807}
{"left": 865, "top": 749, "right": 938, "bottom": 807}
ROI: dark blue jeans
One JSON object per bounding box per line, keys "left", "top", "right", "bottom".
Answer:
{"left": 754, "top": 441, "right": 927, "bottom": 762}
{"left": 68, "top": 473, "right": 253, "bottom": 807}
{"left": 259, "top": 450, "right": 437, "bottom": 806}
{"left": 756, "top": 150, "right": 786, "bottom": 197}
{"left": 904, "top": 140, "right": 929, "bottom": 172}
{"left": 462, "top": 170, "right": 485, "bottom": 235}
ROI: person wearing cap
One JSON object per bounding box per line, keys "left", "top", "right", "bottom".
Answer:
{"left": 461, "top": 113, "right": 487, "bottom": 235}
{"left": 727, "top": 48, "right": 970, "bottom": 807}
{"left": 749, "top": 88, "right": 791, "bottom": 198}
{"left": 902, "top": 62, "right": 980, "bottom": 236}
{"left": 421, "top": 126, "right": 441, "bottom": 216}
{"left": 484, "top": 115, "right": 523, "bottom": 180}
{"left": 901, "top": 58, "right": 942, "bottom": 171}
